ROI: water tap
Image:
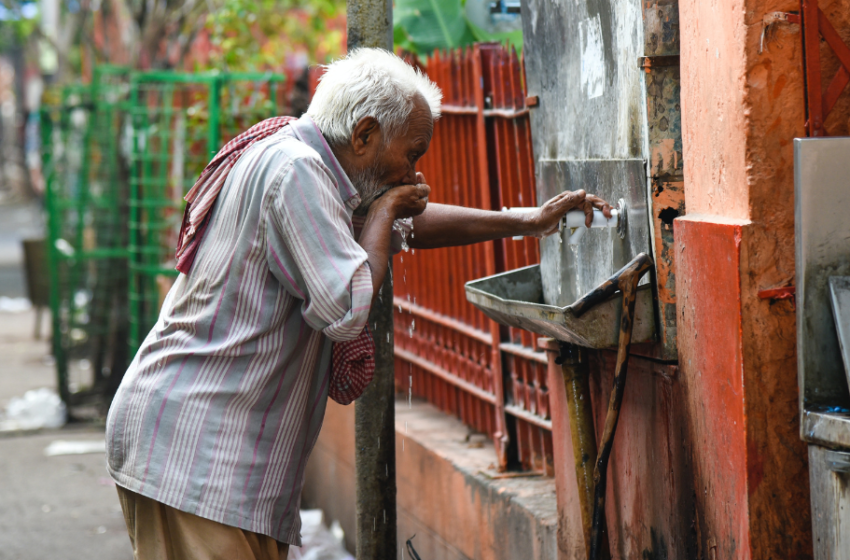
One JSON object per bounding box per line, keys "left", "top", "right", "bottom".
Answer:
{"left": 502, "top": 198, "right": 626, "bottom": 244}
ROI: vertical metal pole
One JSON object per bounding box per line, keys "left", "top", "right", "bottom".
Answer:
{"left": 208, "top": 77, "right": 222, "bottom": 158}
{"left": 347, "top": 2, "right": 396, "bottom": 558}
{"left": 558, "top": 342, "right": 609, "bottom": 560}
{"left": 801, "top": 0, "right": 824, "bottom": 136}
{"left": 471, "top": 44, "right": 510, "bottom": 469}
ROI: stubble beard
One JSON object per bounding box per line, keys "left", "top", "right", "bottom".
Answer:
{"left": 351, "top": 157, "right": 389, "bottom": 216}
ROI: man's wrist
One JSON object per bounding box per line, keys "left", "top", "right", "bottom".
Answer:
{"left": 366, "top": 196, "right": 399, "bottom": 225}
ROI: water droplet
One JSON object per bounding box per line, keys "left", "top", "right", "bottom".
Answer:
{"left": 405, "top": 421, "right": 408, "bottom": 433}
{"left": 401, "top": 255, "right": 404, "bottom": 263}
{"left": 411, "top": 249, "right": 416, "bottom": 255}
{"left": 387, "top": 332, "right": 390, "bottom": 343}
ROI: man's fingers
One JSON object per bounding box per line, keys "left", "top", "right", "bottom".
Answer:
{"left": 583, "top": 201, "right": 594, "bottom": 228}
{"left": 585, "top": 194, "right": 613, "bottom": 218}
{"left": 551, "top": 189, "right": 585, "bottom": 212}
{"left": 416, "top": 172, "right": 426, "bottom": 184}
{"left": 416, "top": 184, "right": 431, "bottom": 199}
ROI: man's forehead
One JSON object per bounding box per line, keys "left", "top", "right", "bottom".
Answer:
{"left": 406, "top": 100, "right": 434, "bottom": 140}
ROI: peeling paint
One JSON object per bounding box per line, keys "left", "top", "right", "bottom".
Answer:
{"left": 580, "top": 16, "right": 606, "bottom": 100}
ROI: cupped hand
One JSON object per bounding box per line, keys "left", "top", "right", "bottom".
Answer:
{"left": 380, "top": 181, "right": 430, "bottom": 220}
{"left": 531, "top": 189, "right": 613, "bottom": 237}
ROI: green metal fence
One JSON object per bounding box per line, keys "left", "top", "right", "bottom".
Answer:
{"left": 127, "top": 72, "right": 286, "bottom": 352}
{"left": 42, "top": 66, "right": 131, "bottom": 409}
{"left": 42, "top": 68, "right": 286, "bottom": 409}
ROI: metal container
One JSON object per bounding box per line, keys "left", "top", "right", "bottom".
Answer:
{"left": 516, "top": 0, "right": 685, "bottom": 359}
{"left": 795, "top": 137, "right": 850, "bottom": 560}
{"left": 537, "top": 159, "right": 650, "bottom": 308}
{"left": 465, "top": 0, "right": 671, "bottom": 351}
{"left": 466, "top": 264, "right": 656, "bottom": 348}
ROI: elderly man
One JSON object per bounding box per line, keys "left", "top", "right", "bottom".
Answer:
{"left": 106, "top": 49, "right": 610, "bottom": 559}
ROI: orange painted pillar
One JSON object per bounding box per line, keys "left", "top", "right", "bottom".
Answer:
{"left": 673, "top": 0, "right": 850, "bottom": 556}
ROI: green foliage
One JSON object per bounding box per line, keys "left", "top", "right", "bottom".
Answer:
{"left": 203, "top": 0, "right": 346, "bottom": 72}
{"left": 393, "top": 0, "right": 522, "bottom": 57}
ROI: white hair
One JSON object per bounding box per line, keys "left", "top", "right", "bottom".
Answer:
{"left": 306, "top": 49, "right": 442, "bottom": 147}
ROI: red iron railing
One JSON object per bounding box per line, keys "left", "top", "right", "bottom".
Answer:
{"left": 801, "top": 0, "right": 850, "bottom": 136}
{"left": 393, "top": 44, "right": 553, "bottom": 474}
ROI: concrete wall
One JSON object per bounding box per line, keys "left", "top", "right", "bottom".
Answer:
{"left": 677, "top": 0, "right": 850, "bottom": 557}
{"left": 302, "top": 399, "right": 559, "bottom": 559}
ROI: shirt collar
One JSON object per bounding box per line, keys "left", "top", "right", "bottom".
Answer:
{"left": 290, "top": 115, "right": 361, "bottom": 211}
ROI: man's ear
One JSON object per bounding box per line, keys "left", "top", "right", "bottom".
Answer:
{"left": 350, "top": 116, "right": 380, "bottom": 156}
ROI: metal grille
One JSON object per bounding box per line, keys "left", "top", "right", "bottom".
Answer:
{"left": 393, "top": 44, "right": 552, "bottom": 473}
{"left": 42, "top": 66, "right": 131, "bottom": 410}
{"left": 126, "top": 72, "right": 286, "bottom": 353}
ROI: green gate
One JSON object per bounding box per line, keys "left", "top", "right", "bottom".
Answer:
{"left": 42, "top": 66, "right": 131, "bottom": 409}
{"left": 127, "top": 72, "right": 286, "bottom": 353}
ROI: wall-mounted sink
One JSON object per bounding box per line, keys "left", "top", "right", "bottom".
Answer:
{"left": 465, "top": 264, "right": 656, "bottom": 349}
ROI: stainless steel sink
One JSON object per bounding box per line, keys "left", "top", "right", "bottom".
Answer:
{"left": 465, "top": 264, "right": 656, "bottom": 349}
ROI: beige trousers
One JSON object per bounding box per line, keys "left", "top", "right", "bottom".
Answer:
{"left": 116, "top": 486, "right": 289, "bottom": 560}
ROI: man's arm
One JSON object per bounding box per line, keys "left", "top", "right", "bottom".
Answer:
{"left": 408, "top": 190, "right": 611, "bottom": 249}
{"left": 359, "top": 183, "right": 430, "bottom": 305}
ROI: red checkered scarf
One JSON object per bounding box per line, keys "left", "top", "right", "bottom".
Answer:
{"left": 175, "top": 116, "right": 375, "bottom": 405}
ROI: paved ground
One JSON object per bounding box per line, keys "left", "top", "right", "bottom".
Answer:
{"left": 0, "top": 308, "right": 133, "bottom": 560}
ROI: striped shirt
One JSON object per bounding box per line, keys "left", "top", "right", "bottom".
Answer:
{"left": 106, "top": 116, "right": 405, "bottom": 545}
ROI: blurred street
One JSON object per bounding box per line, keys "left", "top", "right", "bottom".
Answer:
{"left": 0, "top": 206, "right": 132, "bottom": 560}
{"left": 0, "top": 201, "right": 41, "bottom": 298}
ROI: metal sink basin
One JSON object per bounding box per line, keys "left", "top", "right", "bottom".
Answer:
{"left": 465, "top": 264, "right": 656, "bottom": 349}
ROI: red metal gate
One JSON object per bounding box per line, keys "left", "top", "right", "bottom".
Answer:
{"left": 393, "top": 44, "right": 553, "bottom": 474}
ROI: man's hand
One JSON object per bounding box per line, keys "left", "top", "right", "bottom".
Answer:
{"left": 530, "top": 189, "right": 613, "bottom": 237}
{"left": 375, "top": 180, "right": 430, "bottom": 220}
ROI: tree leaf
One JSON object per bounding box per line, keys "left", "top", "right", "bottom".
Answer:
{"left": 393, "top": 0, "right": 475, "bottom": 55}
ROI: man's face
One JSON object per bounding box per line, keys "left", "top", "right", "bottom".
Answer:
{"left": 350, "top": 95, "right": 434, "bottom": 214}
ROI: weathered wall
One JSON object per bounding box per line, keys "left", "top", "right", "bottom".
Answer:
{"left": 678, "top": 0, "right": 850, "bottom": 557}
{"left": 676, "top": 216, "right": 753, "bottom": 558}
{"left": 303, "top": 399, "right": 559, "bottom": 559}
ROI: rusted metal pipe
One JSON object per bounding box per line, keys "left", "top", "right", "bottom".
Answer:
{"left": 573, "top": 253, "right": 653, "bottom": 560}
{"left": 556, "top": 342, "right": 610, "bottom": 560}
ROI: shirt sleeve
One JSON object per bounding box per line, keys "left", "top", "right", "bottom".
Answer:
{"left": 266, "top": 155, "right": 373, "bottom": 342}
